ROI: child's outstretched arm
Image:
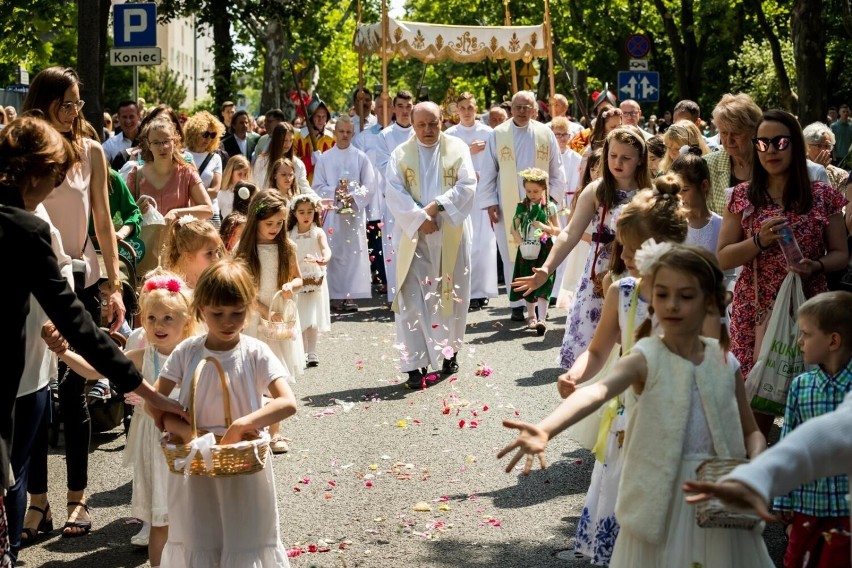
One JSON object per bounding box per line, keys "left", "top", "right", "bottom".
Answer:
{"left": 557, "top": 280, "right": 622, "bottom": 398}
{"left": 220, "top": 377, "right": 297, "bottom": 445}
{"left": 734, "top": 368, "right": 767, "bottom": 459}
{"left": 683, "top": 479, "right": 778, "bottom": 523}
{"left": 499, "top": 350, "right": 646, "bottom": 475}
{"left": 315, "top": 230, "right": 332, "bottom": 265}
{"left": 512, "top": 186, "right": 597, "bottom": 296}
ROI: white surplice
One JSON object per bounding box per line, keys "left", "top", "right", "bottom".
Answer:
{"left": 313, "top": 145, "right": 376, "bottom": 299}
{"left": 478, "top": 121, "right": 566, "bottom": 307}
{"left": 375, "top": 122, "right": 415, "bottom": 300}
{"left": 385, "top": 137, "right": 476, "bottom": 372}
{"left": 445, "top": 122, "right": 498, "bottom": 299}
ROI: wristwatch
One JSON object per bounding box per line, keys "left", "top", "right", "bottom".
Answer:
{"left": 435, "top": 201, "right": 445, "bottom": 212}
{"left": 108, "top": 278, "right": 122, "bottom": 292}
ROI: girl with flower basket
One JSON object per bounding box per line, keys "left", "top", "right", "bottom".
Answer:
{"left": 509, "top": 168, "right": 560, "bottom": 335}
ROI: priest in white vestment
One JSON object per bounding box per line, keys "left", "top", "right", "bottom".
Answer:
{"left": 313, "top": 116, "right": 376, "bottom": 311}
{"left": 445, "top": 93, "right": 498, "bottom": 309}
{"left": 375, "top": 91, "right": 415, "bottom": 301}
{"left": 385, "top": 102, "right": 476, "bottom": 389}
{"left": 478, "top": 91, "right": 566, "bottom": 321}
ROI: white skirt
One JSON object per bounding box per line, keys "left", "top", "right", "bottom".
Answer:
{"left": 296, "top": 281, "right": 331, "bottom": 333}
{"left": 610, "top": 456, "right": 775, "bottom": 568}
{"left": 556, "top": 240, "right": 591, "bottom": 309}
{"left": 161, "top": 463, "right": 290, "bottom": 568}
{"left": 123, "top": 410, "right": 171, "bottom": 526}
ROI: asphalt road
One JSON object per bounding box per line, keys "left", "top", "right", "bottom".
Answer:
{"left": 20, "top": 291, "right": 786, "bottom": 567}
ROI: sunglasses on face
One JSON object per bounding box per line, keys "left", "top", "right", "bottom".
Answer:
{"left": 752, "top": 135, "right": 791, "bottom": 152}
{"left": 201, "top": 131, "right": 218, "bottom": 139}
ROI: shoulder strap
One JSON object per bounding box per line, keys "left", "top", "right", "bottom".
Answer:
{"left": 198, "top": 153, "right": 215, "bottom": 175}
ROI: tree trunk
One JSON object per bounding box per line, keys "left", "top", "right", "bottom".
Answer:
{"left": 651, "top": 0, "right": 703, "bottom": 102}
{"left": 260, "top": 18, "right": 285, "bottom": 112}
{"left": 792, "top": 0, "right": 826, "bottom": 124}
{"left": 747, "top": 0, "right": 796, "bottom": 112}
{"left": 208, "top": 0, "right": 234, "bottom": 109}
{"left": 77, "top": 0, "right": 103, "bottom": 137}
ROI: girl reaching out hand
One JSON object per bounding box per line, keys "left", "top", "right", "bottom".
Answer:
{"left": 499, "top": 243, "right": 773, "bottom": 568}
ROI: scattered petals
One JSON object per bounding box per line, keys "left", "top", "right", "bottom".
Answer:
{"left": 412, "top": 502, "right": 432, "bottom": 512}
{"left": 458, "top": 419, "right": 466, "bottom": 429}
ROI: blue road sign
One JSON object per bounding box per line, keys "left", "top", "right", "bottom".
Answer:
{"left": 618, "top": 71, "right": 660, "bottom": 102}
{"left": 114, "top": 3, "right": 157, "bottom": 48}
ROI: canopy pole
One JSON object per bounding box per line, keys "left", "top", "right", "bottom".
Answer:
{"left": 503, "top": 0, "right": 518, "bottom": 93}
{"left": 357, "top": 0, "right": 366, "bottom": 132}
{"left": 544, "top": 0, "right": 556, "bottom": 104}
{"left": 381, "top": 0, "right": 389, "bottom": 121}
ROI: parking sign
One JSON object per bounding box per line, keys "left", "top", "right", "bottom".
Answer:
{"left": 113, "top": 3, "right": 157, "bottom": 48}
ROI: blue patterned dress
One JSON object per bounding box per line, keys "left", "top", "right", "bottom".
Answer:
{"left": 559, "top": 189, "right": 636, "bottom": 369}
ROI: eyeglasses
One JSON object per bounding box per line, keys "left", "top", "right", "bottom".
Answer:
{"left": 622, "top": 111, "right": 639, "bottom": 118}
{"left": 812, "top": 142, "right": 834, "bottom": 151}
{"left": 752, "top": 135, "right": 791, "bottom": 152}
{"left": 148, "top": 138, "right": 174, "bottom": 149}
{"left": 201, "top": 131, "right": 218, "bottom": 139}
{"left": 553, "top": 132, "right": 570, "bottom": 138}
{"left": 512, "top": 104, "right": 535, "bottom": 112}
{"left": 59, "top": 100, "right": 85, "bottom": 114}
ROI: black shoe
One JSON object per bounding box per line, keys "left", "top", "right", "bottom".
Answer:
{"left": 480, "top": 298, "right": 489, "bottom": 307}
{"left": 405, "top": 368, "right": 427, "bottom": 390}
{"left": 549, "top": 297, "right": 556, "bottom": 307}
{"left": 511, "top": 307, "right": 525, "bottom": 321}
{"left": 441, "top": 354, "right": 459, "bottom": 375}
{"left": 468, "top": 298, "right": 481, "bottom": 311}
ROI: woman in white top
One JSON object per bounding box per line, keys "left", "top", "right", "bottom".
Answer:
{"left": 252, "top": 122, "right": 311, "bottom": 193}
{"left": 184, "top": 111, "right": 225, "bottom": 227}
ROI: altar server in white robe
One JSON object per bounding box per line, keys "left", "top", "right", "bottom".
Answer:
{"left": 478, "top": 90, "right": 566, "bottom": 321}
{"left": 386, "top": 102, "right": 476, "bottom": 390}
{"left": 445, "top": 92, "right": 497, "bottom": 309}
{"left": 375, "top": 90, "right": 415, "bottom": 301}
{"left": 313, "top": 115, "right": 376, "bottom": 311}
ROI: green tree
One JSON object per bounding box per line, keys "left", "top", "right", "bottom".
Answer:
{"left": 728, "top": 37, "right": 796, "bottom": 110}
{"left": 139, "top": 65, "right": 188, "bottom": 108}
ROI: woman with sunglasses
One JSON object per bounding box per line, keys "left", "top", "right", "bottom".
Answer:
{"left": 183, "top": 111, "right": 226, "bottom": 227}
{"left": 718, "top": 109, "right": 848, "bottom": 437}
{"left": 21, "top": 66, "right": 129, "bottom": 538}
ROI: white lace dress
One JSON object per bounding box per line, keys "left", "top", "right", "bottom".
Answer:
{"left": 244, "top": 243, "right": 305, "bottom": 379}
{"left": 123, "top": 346, "right": 175, "bottom": 526}
{"left": 289, "top": 225, "right": 331, "bottom": 333}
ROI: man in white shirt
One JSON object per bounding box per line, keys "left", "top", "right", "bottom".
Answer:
{"left": 251, "top": 108, "right": 286, "bottom": 162}
{"left": 313, "top": 116, "right": 376, "bottom": 312}
{"left": 374, "top": 90, "right": 416, "bottom": 301}
{"left": 385, "top": 102, "right": 476, "bottom": 388}
{"left": 445, "top": 92, "right": 497, "bottom": 310}
{"left": 103, "top": 100, "right": 140, "bottom": 163}
{"left": 478, "top": 91, "right": 566, "bottom": 321}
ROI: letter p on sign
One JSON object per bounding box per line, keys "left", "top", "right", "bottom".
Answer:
{"left": 113, "top": 3, "right": 157, "bottom": 48}
{"left": 123, "top": 8, "right": 147, "bottom": 43}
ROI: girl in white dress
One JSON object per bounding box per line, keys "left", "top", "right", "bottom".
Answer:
{"left": 218, "top": 155, "right": 251, "bottom": 219}
{"left": 500, "top": 243, "right": 774, "bottom": 568}
{"left": 58, "top": 271, "right": 195, "bottom": 566}
{"left": 157, "top": 259, "right": 296, "bottom": 567}
{"left": 560, "top": 184, "right": 688, "bottom": 565}
{"left": 236, "top": 190, "right": 304, "bottom": 453}
{"left": 287, "top": 194, "right": 331, "bottom": 367}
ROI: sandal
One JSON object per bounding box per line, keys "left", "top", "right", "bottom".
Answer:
{"left": 527, "top": 317, "right": 538, "bottom": 330}
{"left": 62, "top": 501, "right": 92, "bottom": 538}
{"left": 270, "top": 434, "right": 290, "bottom": 454}
{"left": 21, "top": 504, "right": 53, "bottom": 546}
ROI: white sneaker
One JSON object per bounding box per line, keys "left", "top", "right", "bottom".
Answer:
{"left": 130, "top": 521, "right": 150, "bottom": 547}
{"left": 306, "top": 353, "right": 319, "bottom": 367}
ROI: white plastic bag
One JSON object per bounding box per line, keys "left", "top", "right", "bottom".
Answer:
{"left": 141, "top": 197, "right": 166, "bottom": 226}
{"left": 745, "top": 272, "right": 811, "bottom": 416}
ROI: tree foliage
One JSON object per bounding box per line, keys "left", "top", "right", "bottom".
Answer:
{"left": 139, "top": 65, "right": 188, "bottom": 109}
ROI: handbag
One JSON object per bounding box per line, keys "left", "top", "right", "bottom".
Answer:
{"left": 745, "top": 271, "right": 810, "bottom": 416}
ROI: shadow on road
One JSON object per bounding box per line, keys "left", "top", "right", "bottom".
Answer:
{"left": 516, "top": 367, "right": 563, "bottom": 388}
{"left": 37, "top": 517, "right": 146, "bottom": 568}
{"left": 300, "top": 372, "right": 456, "bottom": 408}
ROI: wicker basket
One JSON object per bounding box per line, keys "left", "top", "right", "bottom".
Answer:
{"left": 695, "top": 458, "right": 761, "bottom": 530}
{"left": 519, "top": 240, "right": 542, "bottom": 260}
{"left": 258, "top": 291, "right": 297, "bottom": 341}
{"left": 160, "top": 356, "right": 269, "bottom": 477}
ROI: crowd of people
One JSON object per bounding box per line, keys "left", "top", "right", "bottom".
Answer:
{"left": 1, "top": 63, "right": 852, "bottom": 567}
